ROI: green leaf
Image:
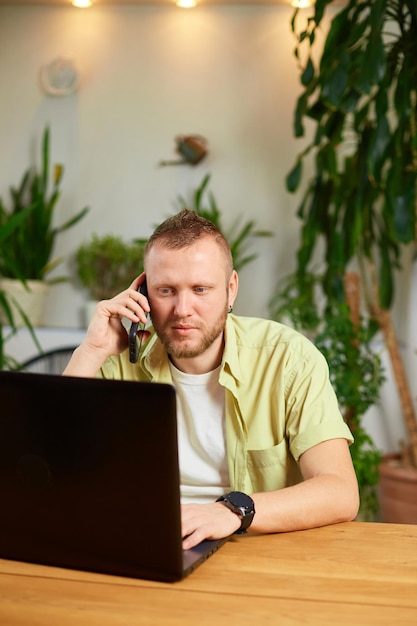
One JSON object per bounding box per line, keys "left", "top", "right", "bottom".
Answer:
{"left": 340, "top": 88, "right": 361, "bottom": 113}
{"left": 56, "top": 206, "right": 90, "bottom": 233}
{"left": 194, "top": 173, "right": 210, "bottom": 212}
{"left": 323, "top": 109, "right": 345, "bottom": 143}
{"left": 366, "top": 116, "right": 389, "bottom": 180}
{"left": 41, "top": 127, "right": 50, "bottom": 198}
{"left": 301, "top": 57, "right": 315, "bottom": 87}
{"left": 384, "top": 157, "right": 416, "bottom": 244}
{"left": 313, "top": 0, "right": 333, "bottom": 27}
{"left": 356, "top": 33, "right": 386, "bottom": 93}
{"left": 0, "top": 290, "right": 15, "bottom": 326}
{"left": 393, "top": 61, "right": 412, "bottom": 117}
{"left": 391, "top": 177, "right": 416, "bottom": 244}
{"left": 321, "top": 5, "right": 351, "bottom": 60}
{"left": 355, "top": 0, "right": 386, "bottom": 92}
{"left": 286, "top": 160, "right": 302, "bottom": 193}
{"left": 321, "top": 53, "right": 349, "bottom": 107}
{"left": 0, "top": 204, "right": 34, "bottom": 242}
{"left": 294, "top": 92, "right": 308, "bottom": 138}
{"left": 307, "top": 98, "right": 328, "bottom": 121}
{"left": 317, "top": 143, "right": 337, "bottom": 175}
{"left": 378, "top": 242, "right": 394, "bottom": 309}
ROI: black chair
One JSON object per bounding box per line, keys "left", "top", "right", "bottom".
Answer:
{"left": 20, "top": 347, "right": 77, "bottom": 375}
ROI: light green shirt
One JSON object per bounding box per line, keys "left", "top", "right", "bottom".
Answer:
{"left": 99, "top": 314, "right": 353, "bottom": 494}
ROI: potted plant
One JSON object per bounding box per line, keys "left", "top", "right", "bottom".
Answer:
{"left": 271, "top": 0, "right": 417, "bottom": 521}
{"left": 0, "top": 207, "right": 43, "bottom": 370}
{"left": 176, "top": 174, "right": 273, "bottom": 272}
{"left": 74, "top": 234, "right": 147, "bottom": 325}
{"left": 0, "top": 126, "right": 89, "bottom": 327}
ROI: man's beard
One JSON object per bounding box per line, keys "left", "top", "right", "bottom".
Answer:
{"left": 153, "top": 302, "right": 229, "bottom": 360}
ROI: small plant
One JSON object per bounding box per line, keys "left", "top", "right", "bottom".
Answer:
{"left": 176, "top": 174, "right": 273, "bottom": 272}
{"left": 75, "top": 234, "right": 147, "bottom": 301}
{"left": 0, "top": 127, "right": 89, "bottom": 283}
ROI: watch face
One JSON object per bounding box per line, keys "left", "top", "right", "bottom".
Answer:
{"left": 228, "top": 491, "right": 254, "bottom": 511}
{"left": 217, "top": 491, "right": 255, "bottom": 534}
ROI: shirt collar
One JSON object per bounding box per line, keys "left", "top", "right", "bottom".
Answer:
{"left": 219, "top": 314, "right": 244, "bottom": 386}
{"left": 141, "top": 314, "right": 244, "bottom": 386}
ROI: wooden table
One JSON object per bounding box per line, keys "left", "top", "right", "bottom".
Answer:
{"left": 1, "top": 522, "right": 416, "bottom": 625}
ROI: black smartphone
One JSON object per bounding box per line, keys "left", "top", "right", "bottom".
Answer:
{"left": 129, "top": 280, "right": 149, "bottom": 364}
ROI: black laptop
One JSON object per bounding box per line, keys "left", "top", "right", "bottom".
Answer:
{"left": 0, "top": 371, "right": 228, "bottom": 582}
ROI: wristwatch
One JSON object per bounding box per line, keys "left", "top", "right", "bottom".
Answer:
{"left": 216, "top": 491, "right": 255, "bottom": 534}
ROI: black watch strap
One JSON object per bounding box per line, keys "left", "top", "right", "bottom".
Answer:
{"left": 216, "top": 491, "right": 255, "bottom": 534}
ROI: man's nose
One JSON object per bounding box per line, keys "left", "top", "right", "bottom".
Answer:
{"left": 173, "top": 293, "right": 192, "bottom": 317}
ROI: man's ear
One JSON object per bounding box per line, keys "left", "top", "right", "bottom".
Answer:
{"left": 228, "top": 269, "right": 239, "bottom": 307}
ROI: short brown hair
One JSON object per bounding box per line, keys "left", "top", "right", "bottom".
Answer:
{"left": 144, "top": 209, "right": 233, "bottom": 275}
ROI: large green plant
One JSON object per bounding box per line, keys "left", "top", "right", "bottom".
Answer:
{"left": 176, "top": 174, "right": 273, "bottom": 272}
{"left": 277, "top": 0, "right": 417, "bottom": 468}
{"left": 270, "top": 0, "right": 417, "bottom": 515}
{"left": 0, "top": 127, "right": 89, "bottom": 283}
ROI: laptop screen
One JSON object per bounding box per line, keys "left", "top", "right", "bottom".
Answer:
{"left": 0, "top": 371, "right": 189, "bottom": 581}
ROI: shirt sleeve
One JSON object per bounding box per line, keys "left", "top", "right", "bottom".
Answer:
{"left": 284, "top": 344, "right": 354, "bottom": 461}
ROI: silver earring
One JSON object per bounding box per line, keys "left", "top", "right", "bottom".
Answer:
{"left": 228, "top": 305, "right": 233, "bottom": 314}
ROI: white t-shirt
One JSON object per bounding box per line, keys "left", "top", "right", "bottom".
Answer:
{"left": 169, "top": 361, "right": 231, "bottom": 504}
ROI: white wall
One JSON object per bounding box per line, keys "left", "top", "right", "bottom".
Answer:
{"left": 0, "top": 3, "right": 318, "bottom": 328}
{"left": 1, "top": 3, "right": 412, "bottom": 453}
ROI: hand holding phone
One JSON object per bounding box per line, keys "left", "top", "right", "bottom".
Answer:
{"left": 129, "top": 280, "right": 149, "bottom": 364}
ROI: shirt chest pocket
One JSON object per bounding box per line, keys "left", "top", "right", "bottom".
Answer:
{"left": 246, "top": 440, "right": 302, "bottom": 492}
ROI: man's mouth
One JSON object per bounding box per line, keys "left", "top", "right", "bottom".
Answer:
{"left": 172, "top": 325, "right": 196, "bottom": 336}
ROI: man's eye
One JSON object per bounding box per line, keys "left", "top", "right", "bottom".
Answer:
{"left": 194, "top": 287, "right": 207, "bottom": 294}
{"left": 159, "top": 288, "right": 172, "bottom": 295}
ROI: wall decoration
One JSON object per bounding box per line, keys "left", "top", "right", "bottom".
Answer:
{"left": 40, "top": 56, "right": 79, "bottom": 97}
{"left": 159, "top": 135, "right": 208, "bottom": 166}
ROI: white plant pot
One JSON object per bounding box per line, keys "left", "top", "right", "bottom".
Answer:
{"left": 0, "top": 278, "right": 50, "bottom": 327}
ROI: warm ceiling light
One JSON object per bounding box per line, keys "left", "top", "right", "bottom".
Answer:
{"left": 291, "top": 0, "right": 312, "bottom": 7}
{"left": 176, "top": 1, "right": 197, "bottom": 8}
{"left": 72, "top": 0, "right": 93, "bottom": 8}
